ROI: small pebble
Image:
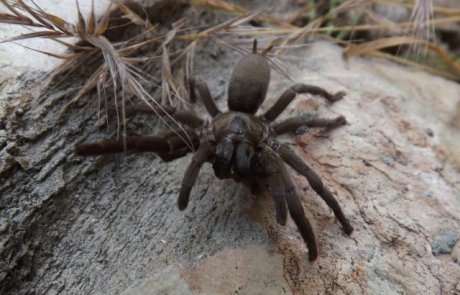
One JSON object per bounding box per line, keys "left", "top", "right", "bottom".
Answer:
{"left": 425, "top": 190, "right": 434, "bottom": 198}
{"left": 431, "top": 229, "right": 459, "bottom": 256}
{"left": 15, "top": 108, "right": 24, "bottom": 116}
{"left": 381, "top": 156, "right": 395, "bottom": 167}
{"left": 363, "top": 159, "right": 372, "bottom": 167}
{"left": 0, "top": 218, "right": 9, "bottom": 233}
{"left": 425, "top": 128, "right": 434, "bottom": 137}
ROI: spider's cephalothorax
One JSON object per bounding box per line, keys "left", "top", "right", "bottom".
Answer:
{"left": 210, "top": 112, "right": 266, "bottom": 179}
{"left": 75, "top": 40, "right": 353, "bottom": 261}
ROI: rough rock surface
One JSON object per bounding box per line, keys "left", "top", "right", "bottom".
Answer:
{"left": 1, "top": 1, "right": 460, "bottom": 295}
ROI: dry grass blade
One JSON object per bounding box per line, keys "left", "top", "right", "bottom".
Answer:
{"left": 0, "top": 0, "right": 168, "bottom": 125}
{"left": 0, "top": 31, "right": 67, "bottom": 43}
{"left": 117, "top": 27, "right": 161, "bottom": 55}
{"left": 214, "top": 38, "right": 293, "bottom": 81}
{"left": 0, "top": 12, "right": 35, "bottom": 26}
{"left": 0, "top": 0, "right": 75, "bottom": 33}
{"left": 0, "top": 0, "right": 23, "bottom": 17}
{"left": 368, "top": 50, "right": 460, "bottom": 81}
{"left": 185, "top": 41, "right": 196, "bottom": 85}
{"left": 364, "top": 8, "right": 402, "bottom": 35}
{"left": 118, "top": 4, "right": 155, "bottom": 29}
{"left": 0, "top": 0, "right": 203, "bottom": 151}
{"left": 17, "top": 0, "right": 54, "bottom": 29}
{"left": 41, "top": 13, "right": 69, "bottom": 32}
{"left": 174, "top": 10, "right": 264, "bottom": 78}
{"left": 51, "top": 38, "right": 92, "bottom": 51}
{"left": 405, "top": 0, "right": 435, "bottom": 57}
{"left": 213, "top": 38, "right": 247, "bottom": 55}
{"left": 160, "top": 20, "right": 188, "bottom": 107}
{"left": 11, "top": 42, "right": 70, "bottom": 59}
{"left": 56, "top": 66, "right": 107, "bottom": 120}
{"left": 195, "top": 10, "right": 263, "bottom": 39}
{"left": 275, "top": 20, "right": 322, "bottom": 55}
{"left": 30, "top": 0, "right": 71, "bottom": 32}
{"left": 87, "top": 0, "right": 96, "bottom": 34}
{"left": 343, "top": 36, "right": 460, "bottom": 76}
{"left": 276, "top": 0, "right": 370, "bottom": 54}
{"left": 32, "top": 51, "right": 96, "bottom": 103}
{"left": 205, "top": 14, "right": 460, "bottom": 38}
{"left": 190, "top": 0, "right": 246, "bottom": 14}
{"left": 374, "top": 0, "right": 460, "bottom": 16}
{"left": 174, "top": 9, "right": 264, "bottom": 70}
{"left": 95, "top": 5, "right": 110, "bottom": 36}
{"left": 75, "top": 0, "right": 87, "bottom": 35}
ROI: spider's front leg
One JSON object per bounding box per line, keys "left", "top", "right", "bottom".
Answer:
{"left": 75, "top": 130, "right": 199, "bottom": 162}
{"left": 263, "top": 83, "right": 345, "bottom": 122}
{"left": 177, "top": 143, "right": 213, "bottom": 210}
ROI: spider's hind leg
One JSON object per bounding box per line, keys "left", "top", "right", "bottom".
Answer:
{"left": 279, "top": 160, "right": 318, "bottom": 261}
{"left": 257, "top": 150, "right": 318, "bottom": 260}
{"left": 271, "top": 115, "right": 347, "bottom": 136}
{"left": 188, "top": 78, "right": 221, "bottom": 118}
{"left": 263, "top": 84, "right": 345, "bottom": 122}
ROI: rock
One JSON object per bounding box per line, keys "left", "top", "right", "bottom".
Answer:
{"left": 1, "top": 1, "right": 460, "bottom": 294}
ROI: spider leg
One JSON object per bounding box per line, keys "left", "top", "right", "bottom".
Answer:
{"left": 271, "top": 178, "right": 288, "bottom": 226}
{"left": 178, "top": 143, "right": 213, "bottom": 210}
{"left": 108, "top": 104, "right": 204, "bottom": 128}
{"left": 277, "top": 144, "right": 354, "bottom": 235}
{"left": 189, "top": 78, "right": 221, "bottom": 117}
{"left": 157, "top": 147, "right": 193, "bottom": 162}
{"left": 271, "top": 115, "right": 347, "bottom": 136}
{"left": 75, "top": 130, "right": 199, "bottom": 157}
{"left": 257, "top": 150, "right": 317, "bottom": 260}
{"left": 256, "top": 153, "right": 288, "bottom": 225}
{"left": 278, "top": 157, "right": 318, "bottom": 261}
{"left": 262, "top": 84, "right": 345, "bottom": 122}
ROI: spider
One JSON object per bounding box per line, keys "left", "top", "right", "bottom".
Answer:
{"left": 75, "top": 40, "right": 353, "bottom": 261}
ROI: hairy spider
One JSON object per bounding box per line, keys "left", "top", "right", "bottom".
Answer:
{"left": 75, "top": 41, "right": 353, "bottom": 261}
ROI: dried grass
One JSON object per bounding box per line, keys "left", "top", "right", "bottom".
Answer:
{"left": 187, "top": 0, "right": 459, "bottom": 81}
{"left": 1, "top": 0, "right": 459, "bottom": 137}
{"left": 1, "top": 0, "right": 184, "bottom": 140}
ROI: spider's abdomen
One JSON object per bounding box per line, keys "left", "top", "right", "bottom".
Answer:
{"left": 227, "top": 54, "right": 270, "bottom": 114}
{"left": 211, "top": 112, "right": 267, "bottom": 179}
